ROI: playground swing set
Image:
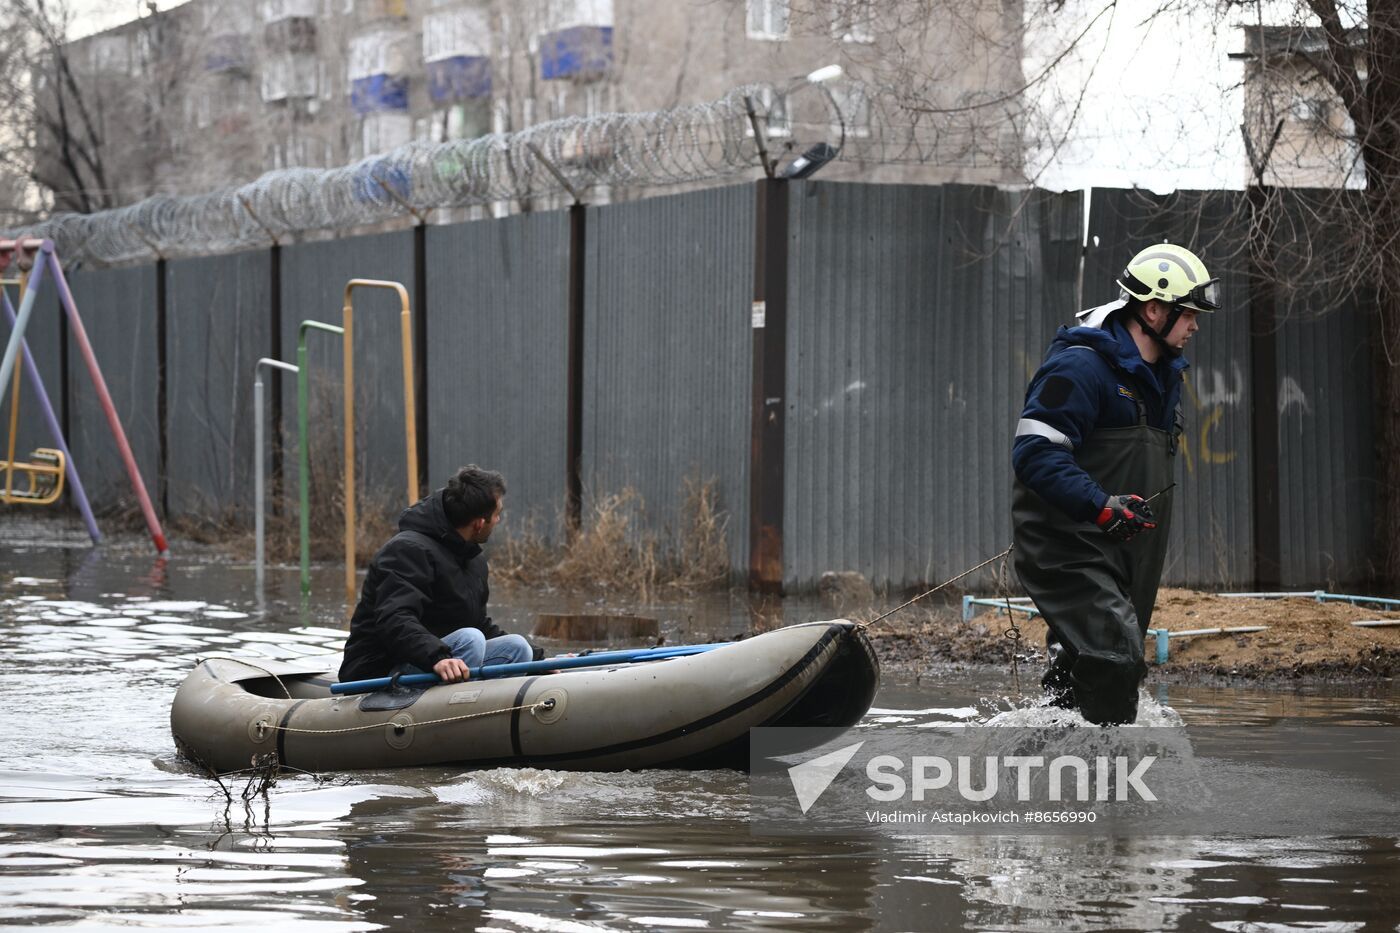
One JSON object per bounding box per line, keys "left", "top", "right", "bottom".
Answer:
{"left": 4, "top": 238, "right": 415, "bottom": 592}
{"left": 0, "top": 238, "right": 167, "bottom": 555}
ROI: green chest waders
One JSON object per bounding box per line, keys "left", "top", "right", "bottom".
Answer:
{"left": 1011, "top": 390, "right": 1178, "bottom": 725}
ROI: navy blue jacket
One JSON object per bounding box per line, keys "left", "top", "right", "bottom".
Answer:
{"left": 1012, "top": 317, "right": 1187, "bottom": 523}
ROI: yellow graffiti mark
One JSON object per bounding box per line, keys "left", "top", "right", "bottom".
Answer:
{"left": 1178, "top": 431, "right": 1195, "bottom": 475}
{"left": 1197, "top": 406, "right": 1237, "bottom": 465}
{"left": 1179, "top": 372, "right": 1237, "bottom": 468}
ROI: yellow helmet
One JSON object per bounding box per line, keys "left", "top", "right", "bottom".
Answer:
{"left": 1116, "top": 244, "right": 1220, "bottom": 313}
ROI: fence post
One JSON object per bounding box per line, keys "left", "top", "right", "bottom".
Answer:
{"left": 748, "top": 178, "right": 789, "bottom": 592}
{"left": 1247, "top": 186, "right": 1282, "bottom": 587}
{"left": 156, "top": 257, "right": 169, "bottom": 518}
{"left": 269, "top": 243, "right": 284, "bottom": 510}
{"left": 566, "top": 202, "right": 586, "bottom": 532}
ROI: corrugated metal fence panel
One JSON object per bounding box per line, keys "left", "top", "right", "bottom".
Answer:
{"left": 1083, "top": 188, "right": 1254, "bottom": 587}
{"left": 784, "top": 182, "right": 1082, "bottom": 591}
{"left": 1, "top": 279, "right": 63, "bottom": 462}
{"left": 166, "top": 250, "right": 272, "bottom": 520}
{"left": 64, "top": 265, "right": 161, "bottom": 507}
{"left": 425, "top": 212, "right": 570, "bottom": 538}
{"left": 280, "top": 232, "right": 416, "bottom": 509}
{"left": 1276, "top": 296, "right": 1375, "bottom": 585}
{"left": 582, "top": 185, "right": 754, "bottom": 571}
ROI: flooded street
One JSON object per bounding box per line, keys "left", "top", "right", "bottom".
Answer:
{"left": 2, "top": 536, "right": 1398, "bottom": 931}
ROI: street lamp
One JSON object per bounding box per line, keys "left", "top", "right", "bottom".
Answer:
{"left": 745, "top": 64, "right": 848, "bottom": 180}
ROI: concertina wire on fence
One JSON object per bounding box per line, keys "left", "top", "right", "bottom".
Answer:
{"left": 8, "top": 83, "right": 811, "bottom": 267}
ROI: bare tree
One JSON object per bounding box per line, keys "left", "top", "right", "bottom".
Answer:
{"left": 0, "top": 0, "right": 116, "bottom": 214}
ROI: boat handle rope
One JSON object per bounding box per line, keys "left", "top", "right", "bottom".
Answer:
{"left": 263, "top": 697, "right": 555, "bottom": 737}
{"left": 196, "top": 655, "right": 556, "bottom": 737}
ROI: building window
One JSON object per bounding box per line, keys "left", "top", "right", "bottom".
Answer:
{"left": 747, "top": 0, "right": 789, "bottom": 40}
{"left": 831, "top": 0, "right": 873, "bottom": 43}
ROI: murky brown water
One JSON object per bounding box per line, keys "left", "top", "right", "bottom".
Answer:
{"left": 2, "top": 533, "right": 1398, "bottom": 931}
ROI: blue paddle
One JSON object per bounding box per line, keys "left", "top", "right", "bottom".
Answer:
{"left": 329, "top": 642, "right": 728, "bottom": 696}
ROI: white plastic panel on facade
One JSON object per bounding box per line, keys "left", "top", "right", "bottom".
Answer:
{"left": 549, "top": 0, "right": 613, "bottom": 31}
{"left": 261, "top": 52, "right": 318, "bottom": 101}
{"left": 423, "top": 7, "right": 490, "bottom": 61}
{"left": 348, "top": 29, "right": 411, "bottom": 80}
{"left": 259, "top": 0, "right": 317, "bottom": 23}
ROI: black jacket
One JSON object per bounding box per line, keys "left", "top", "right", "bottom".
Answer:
{"left": 338, "top": 490, "right": 509, "bottom": 682}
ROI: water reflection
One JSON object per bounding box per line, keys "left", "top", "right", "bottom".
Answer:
{"left": 0, "top": 540, "right": 1398, "bottom": 930}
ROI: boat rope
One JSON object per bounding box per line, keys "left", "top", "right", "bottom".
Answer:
{"left": 996, "top": 554, "right": 1023, "bottom": 697}
{"left": 858, "top": 545, "right": 1014, "bottom": 631}
{"left": 195, "top": 655, "right": 556, "bottom": 737}
{"left": 266, "top": 698, "right": 554, "bottom": 736}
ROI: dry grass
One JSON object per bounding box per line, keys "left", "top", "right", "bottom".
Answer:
{"left": 493, "top": 475, "right": 732, "bottom": 598}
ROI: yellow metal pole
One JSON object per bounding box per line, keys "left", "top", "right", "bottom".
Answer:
{"left": 3, "top": 274, "right": 27, "bottom": 504}
{"left": 340, "top": 278, "right": 419, "bottom": 605}
{"left": 343, "top": 300, "right": 356, "bottom": 604}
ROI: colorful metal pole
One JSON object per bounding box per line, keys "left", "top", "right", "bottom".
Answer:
{"left": 0, "top": 290, "right": 100, "bottom": 543}
{"left": 341, "top": 279, "right": 419, "bottom": 604}
{"left": 329, "top": 643, "right": 727, "bottom": 695}
{"left": 46, "top": 250, "right": 168, "bottom": 555}
{"left": 255, "top": 357, "right": 298, "bottom": 590}
{"left": 297, "top": 319, "right": 345, "bottom": 595}
{"left": 0, "top": 248, "right": 48, "bottom": 421}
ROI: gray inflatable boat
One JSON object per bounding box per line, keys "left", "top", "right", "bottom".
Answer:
{"left": 171, "top": 620, "right": 879, "bottom": 774}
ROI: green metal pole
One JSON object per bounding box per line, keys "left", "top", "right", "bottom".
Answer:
{"left": 298, "top": 320, "right": 345, "bottom": 596}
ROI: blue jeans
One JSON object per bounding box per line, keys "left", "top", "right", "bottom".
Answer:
{"left": 393, "top": 628, "right": 533, "bottom": 676}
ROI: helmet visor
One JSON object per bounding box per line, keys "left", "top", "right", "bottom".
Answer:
{"left": 1182, "top": 278, "right": 1221, "bottom": 311}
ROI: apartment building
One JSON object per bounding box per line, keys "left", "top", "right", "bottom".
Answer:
{"left": 44, "top": 0, "right": 1026, "bottom": 213}
{"left": 1230, "top": 25, "right": 1363, "bottom": 188}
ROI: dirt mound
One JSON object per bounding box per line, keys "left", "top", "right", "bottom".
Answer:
{"left": 864, "top": 588, "right": 1400, "bottom": 682}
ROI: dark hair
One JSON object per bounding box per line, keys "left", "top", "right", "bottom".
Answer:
{"left": 442, "top": 465, "right": 506, "bottom": 527}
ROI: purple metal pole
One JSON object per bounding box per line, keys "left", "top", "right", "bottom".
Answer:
{"left": 1, "top": 291, "right": 101, "bottom": 544}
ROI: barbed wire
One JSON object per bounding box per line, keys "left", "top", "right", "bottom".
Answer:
{"left": 5, "top": 84, "right": 786, "bottom": 265}
{"left": 5, "top": 77, "right": 1026, "bottom": 266}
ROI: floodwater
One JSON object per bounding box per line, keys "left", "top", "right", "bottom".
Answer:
{"left": 2, "top": 531, "right": 1399, "bottom": 932}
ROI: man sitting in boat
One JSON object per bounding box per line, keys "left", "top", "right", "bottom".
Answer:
{"left": 338, "top": 464, "right": 538, "bottom": 685}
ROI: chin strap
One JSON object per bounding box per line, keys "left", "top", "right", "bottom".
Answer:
{"left": 1131, "top": 305, "right": 1184, "bottom": 357}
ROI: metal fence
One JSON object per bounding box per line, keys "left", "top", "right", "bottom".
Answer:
{"left": 279, "top": 231, "right": 417, "bottom": 508}
{"left": 0, "top": 180, "right": 1381, "bottom": 591}
{"left": 582, "top": 185, "right": 756, "bottom": 569}
{"left": 425, "top": 212, "right": 571, "bottom": 538}
{"left": 784, "top": 182, "right": 1083, "bottom": 591}
{"left": 166, "top": 250, "right": 273, "bottom": 519}
{"left": 63, "top": 265, "right": 161, "bottom": 506}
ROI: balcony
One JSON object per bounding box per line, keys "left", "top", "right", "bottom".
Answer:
{"left": 260, "top": 0, "right": 317, "bottom": 24}
{"left": 261, "top": 52, "right": 318, "bottom": 101}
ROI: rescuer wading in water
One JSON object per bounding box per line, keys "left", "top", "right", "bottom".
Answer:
{"left": 1011, "top": 244, "right": 1220, "bottom": 725}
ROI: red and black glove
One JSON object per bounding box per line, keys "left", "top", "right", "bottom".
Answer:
{"left": 1095, "top": 494, "right": 1157, "bottom": 542}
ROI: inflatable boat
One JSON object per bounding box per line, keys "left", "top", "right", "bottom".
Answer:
{"left": 170, "top": 620, "right": 879, "bottom": 774}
